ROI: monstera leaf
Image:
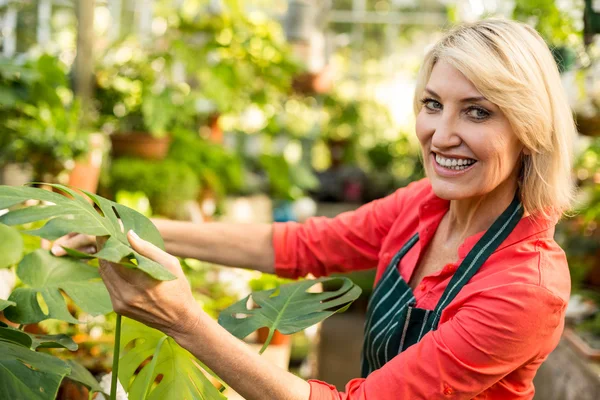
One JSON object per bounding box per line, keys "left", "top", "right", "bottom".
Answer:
{"left": 0, "top": 323, "right": 77, "bottom": 350}
{"left": 219, "top": 277, "right": 361, "bottom": 350}
{"left": 0, "top": 340, "right": 70, "bottom": 400}
{"left": 0, "top": 223, "right": 23, "bottom": 268}
{"left": 64, "top": 359, "right": 106, "bottom": 396}
{"left": 119, "top": 318, "right": 226, "bottom": 400}
{"left": 0, "top": 184, "right": 174, "bottom": 281}
{"left": 0, "top": 299, "right": 16, "bottom": 311}
{"left": 4, "top": 250, "right": 112, "bottom": 324}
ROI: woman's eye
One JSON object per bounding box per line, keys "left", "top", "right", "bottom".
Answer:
{"left": 423, "top": 99, "right": 442, "bottom": 111}
{"left": 466, "top": 107, "right": 490, "bottom": 120}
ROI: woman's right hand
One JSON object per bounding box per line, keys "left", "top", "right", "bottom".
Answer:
{"left": 51, "top": 233, "right": 97, "bottom": 257}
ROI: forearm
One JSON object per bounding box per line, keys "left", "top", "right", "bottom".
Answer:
{"left": 152, "top": 219, "right": 275, "bottom": 274}
{"left": 174, "top": 311, "right": 311, "bottom": 400}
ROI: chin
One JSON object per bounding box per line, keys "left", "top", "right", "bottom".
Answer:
{"left": 428, "top": 176, "right": 478, "bottom": 201}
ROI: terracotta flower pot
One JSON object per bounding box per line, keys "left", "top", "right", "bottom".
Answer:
{"left": 110, "top": 132, "right": 171, "bottom": 160}
{"left": 68, "top": 133, "right": 105, "bottom": 194}
{"left": 257, "top": 327, "right": 290, "bottom": 346}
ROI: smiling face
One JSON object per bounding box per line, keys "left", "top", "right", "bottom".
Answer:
{"left": 415, "top": 60, "right": 525, "bottom": 201}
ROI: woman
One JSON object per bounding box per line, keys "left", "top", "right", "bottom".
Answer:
{"left": 53, "top": 18, "right": 576, "bottom": 399}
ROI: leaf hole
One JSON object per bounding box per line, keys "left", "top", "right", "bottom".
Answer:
{"left": 146, "top": 374, "right": 164, "bottom": 398}
{"left": 137, "top": 355, "right": 153, "bottom": 374}
{"left": 36, "top": 293, "right": 49, "bottom": 316}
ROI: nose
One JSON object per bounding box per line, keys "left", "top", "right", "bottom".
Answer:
{"left": 431, "top": 112, "right": 462, "bottom": 150}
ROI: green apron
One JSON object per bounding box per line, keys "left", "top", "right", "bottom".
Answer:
{"left": 361, "top": 193, "right": 523, "bottom": 377}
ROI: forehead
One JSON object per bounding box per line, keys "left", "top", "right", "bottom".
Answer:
{"left": 427, "top": 60, "right": 482, "bottom": 98}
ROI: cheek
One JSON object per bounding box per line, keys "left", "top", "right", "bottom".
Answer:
{"left": 415, "top": 110, "right": 432, "bottom": 145}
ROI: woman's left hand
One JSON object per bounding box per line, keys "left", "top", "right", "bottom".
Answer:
{"left": 98, "top": 230, "right": 202, "bottom": 340}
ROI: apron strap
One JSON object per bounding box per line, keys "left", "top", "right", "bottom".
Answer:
{"left": 431, "top": 193, "right": 523, "bottom": 327}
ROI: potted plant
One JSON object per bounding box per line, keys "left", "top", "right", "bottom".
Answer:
{"left": 102, "top": 157, "right": 200, "bottom": 220}
{"left": 0, "top": 54, "right": 91, "bottom": 185}
{"left": 167, "top": 129, "right": 245, "bottom": 218}
{"left": 94, "top": 41, "right": 196, "bottom": 160}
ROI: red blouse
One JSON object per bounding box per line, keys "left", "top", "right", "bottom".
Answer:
{"left": 273, "top": 178, "right": 570, "bottom": 399}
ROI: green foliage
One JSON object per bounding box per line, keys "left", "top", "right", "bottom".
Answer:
{"left": 0, "top": 340, "right": 71, "bottom": 400}
{"left": 258, "top": 154, "right": 319, "bottom": 200}
{"left": 0, "top": 299, "right": 16, "bottom": 311}
{"left": 168, "top": 130, "right": 244, "bottom": 199}
{"left": 0, "top": 184, "right": 173, "bottom": 281}
{"left": 512, "top": 0, "right": 580, "bottom": 46}
{"left": 106, "top": 158, "right": 200, "bottom": 218}
{"left": 0, "top": 322, "right": 77, "bottom": 351}
{"left": 166, "top": 0, "right": 301, "bottom": 115}
{"left": 119, "top": 318, "right": 226, "bottom": 400}
{"left": 556, "top": 137, "right": 600, "bottom": 291}
{"left": 94, "top": 45, "right": 196, "bottom": 137}
{"left": 4, "top": 250, "right": 111, "bottom": 324}
{"left": 4, "top": 102, "right": 87, "bottom": 180}
{"left": 219, "top": 277, "right": 361, "bottom": 352}
{"left": 0, "top": 54, "right": 87, "bottom": 180}
{"left": 0, "top": 224, "right": 23, "bottom": 268}
{"left": 248, "top": 273, "right": 294, "bottom": 292}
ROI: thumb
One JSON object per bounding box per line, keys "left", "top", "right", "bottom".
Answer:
{"left": 127, "top": 230, "right": 180, "bottom": 271}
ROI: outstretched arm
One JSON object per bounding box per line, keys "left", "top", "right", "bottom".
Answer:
{"left": 99, "top": 230, "right": 310, "bottom": 400}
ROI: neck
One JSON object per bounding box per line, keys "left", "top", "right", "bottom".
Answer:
{"left": 443, "top": 177, "right": 519, "bottom": 242}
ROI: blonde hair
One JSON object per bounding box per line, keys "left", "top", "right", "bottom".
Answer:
{"left": 413, "top": 19, "right": 576, "bottom": 219}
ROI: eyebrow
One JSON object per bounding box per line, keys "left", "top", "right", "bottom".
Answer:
{"left": 424, "top": 87, "right": 487, "bottom": 103}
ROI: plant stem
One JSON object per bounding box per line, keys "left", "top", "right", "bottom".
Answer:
{"left": 110, "top": 314, "right": 122, "bottom": 400}
{"left": 258, "top": 328, "right": 274, "bottom": 355}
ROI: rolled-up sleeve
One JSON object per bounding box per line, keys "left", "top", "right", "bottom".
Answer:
{"left": 306, "top": 283, "right": 566, "bottom": 399}
{"left": 272, "top": 184, "right": 411, "bottom": 279}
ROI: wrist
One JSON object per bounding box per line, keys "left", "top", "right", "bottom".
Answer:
{"left": 165, "top": 303, "right": 204, "bottom": 346}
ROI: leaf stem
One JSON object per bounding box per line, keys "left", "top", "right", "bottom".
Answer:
{"left": 258, "top": 328, "right": 275, "bottom": 355}
{"left": 110, "top": 314, "right": 122, "bottom": 400}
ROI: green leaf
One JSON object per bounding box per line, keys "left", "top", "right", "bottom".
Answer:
{"left": 30, "top": 333, "right": 78, "bottom": 351}
{"left": 0, "top": 223, "right": 23, "bottom": 268}
{"left": 0, "top": 325, "right": 31, "bottom": 348}
{"left": 0, "top": 299, "right": 16, "bottom": 311}
{"left": 4, "top": 250, "right": 112, "bottom": 324}
{"left": 64, "top": 359, "right": 106, "bottom": 395}
{"left": 119, "top": 318, "right": 226, "bottom": 400}
{"left": 219, "top": 277, "right": 361, "bottom": 346}
{"left": 0, "top": 340, "right": 71, "bottom": 400}
{"left": 0, "top": 184, "right": 175, "bottom": 281}
{"left": 0, "top": 325, "right": 77, "bottom": 350}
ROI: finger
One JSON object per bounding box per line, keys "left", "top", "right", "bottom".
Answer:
{"left": 99, "top": 258, "right": 155, "bottom": 289}
{"left": 52, "top": 234, "right": 95, "bottom": 256}
{"left": 127, "top": 230, "right": 181, "bottom": 274}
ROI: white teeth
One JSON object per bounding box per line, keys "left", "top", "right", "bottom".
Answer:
{"left": 435, "top": 154, "right": 476, "bottom": 170}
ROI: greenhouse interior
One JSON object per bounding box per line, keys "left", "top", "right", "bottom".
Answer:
{"left": 0, "top": 0, "right": 599, "bottom": 399}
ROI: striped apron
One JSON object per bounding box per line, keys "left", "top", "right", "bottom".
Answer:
{"left": 361, "top": 193, "right": 523, "bottom": 377}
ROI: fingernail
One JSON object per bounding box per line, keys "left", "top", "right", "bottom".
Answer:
{"left": 129, "top": 230, "right": 140, "bottom": 240}
{"left": 51, "top": 245, "right": 62, "bottom": 255}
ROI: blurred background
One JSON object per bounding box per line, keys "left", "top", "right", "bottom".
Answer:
{"left": 0, "top": 0, "right": 599, "bottom": 399}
